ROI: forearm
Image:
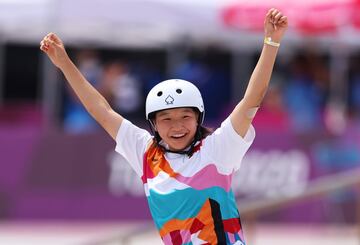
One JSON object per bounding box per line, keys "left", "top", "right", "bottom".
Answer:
{"left": 243, "top": 43, "right": 279, "bottom": 107}
{"left": 59, "top": 58, "right": 113, "bottom": 126}
{"left": 40, "top": 33, "right": 123, "bottom": 139}
{"left": 229, "top": 8, "right": 287, "bottom": 137}
{"left": 230, "top": 43, "right": 279, "bottom": 137}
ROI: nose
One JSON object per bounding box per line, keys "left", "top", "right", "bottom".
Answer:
{"left": 171, "top": 119, "right": 183, "bottom": 130}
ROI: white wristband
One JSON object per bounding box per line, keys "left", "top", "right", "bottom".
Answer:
{"left": 264, "top": 37, "right": 280, "bottom": 47}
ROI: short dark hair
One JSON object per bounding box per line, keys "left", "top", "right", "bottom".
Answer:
{"left": 199, "top": 125, "right": 213, "bottom": 139}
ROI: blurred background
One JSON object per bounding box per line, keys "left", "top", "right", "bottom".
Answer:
{"left": 0, "top": 0, "right": 360, "bottom": 244}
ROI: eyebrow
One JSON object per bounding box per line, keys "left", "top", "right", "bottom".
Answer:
{"left": 156, "top": 111, "right": 170, "bottom": 117}
{"left": 157, "top": 108, "right": 193, "bottom": 117}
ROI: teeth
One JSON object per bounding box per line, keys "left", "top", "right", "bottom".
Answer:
{"left": 172, "top": 133, "right": 185, "bottom": 138}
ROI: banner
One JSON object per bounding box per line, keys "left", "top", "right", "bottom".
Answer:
{"left": 1, "top": 120, "right": 359, "bottom": 222}
{"left": 221, "top": 0, "right": 359, "bottom": 34}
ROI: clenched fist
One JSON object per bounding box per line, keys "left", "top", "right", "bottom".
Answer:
{"left": 40, "top": 33, "right": 69, "bottom": 69}
{"left": 264, "top": 8, "right": 288, "bottom": 43}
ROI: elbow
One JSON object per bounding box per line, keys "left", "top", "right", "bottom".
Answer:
{"left": 244, "top": 91, "right": 267, "bottom": 107}
{"left": 259, "top": 88, "right": 268, "bottom": 102}
{"left": 259, "top": 83, "right": 269, "bottom": 98}
{"left": 88, "top": 100, "right": 112, "bottom": 123}
{"left": 252, "top": 84, "right": 269, "bottom": 104}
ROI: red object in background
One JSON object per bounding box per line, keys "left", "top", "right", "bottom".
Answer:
{"left": 221, "top": 0, "right": 359, "bottom": 35}
{"left": 354, "top": 0, "right": 360, "bottom": 29}
{"left": 221, "top": 5, "right": 268, "bottom": 32}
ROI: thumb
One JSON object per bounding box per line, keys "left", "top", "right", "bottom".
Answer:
{"left": 265, "top": 8, "right": 274, "bottom": 24}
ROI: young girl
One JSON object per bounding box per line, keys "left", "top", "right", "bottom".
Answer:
{"left": 40, "top": 8, "right": 287, "bottom": 245}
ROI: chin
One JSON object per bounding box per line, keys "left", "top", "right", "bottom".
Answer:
{"left": 166, "top": 137, "right": 194, "bottom": 151}
{"left": 168, "top": 141, "right": 190, "bottom": 151}
{"left": 169, "top": 145, "right": 187, "bottom": 151}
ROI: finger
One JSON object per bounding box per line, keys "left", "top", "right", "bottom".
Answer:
{"left": 268, "top": 8, "right": 276, "bottom": 14}
{"left": 265, "top": 10, "right": 272, "bottom": 22}
{"left": 278, "top": 16, "right": 288, "bottom": 26}
{"left": 274, "top": 11, "right": 282, "bottom": 19}
{"left": 40, "top": 40, "right": 50, "bottom": 50}
{"left": 44, "top": 38, "right": 55, "bottom": 47}
{"left": 40, "top": 44, "right": 48, "bottom": 52}
{"left": 274, "top": 12, "right": 283, "bottom": 23}
{"left": 48, "top": 32, "right": 62, "bottom": 44}
{"left": 40, "top": 39, "right": 49, "bottom": 45}
{"left": 266, "top": 8, "right": 277, "bottom": 24}
{"left": 45, "top": 33, "right": 52, "bottom": 42}
{"left": 44, "top": 33, "right": 55, "bottom": 44}
{"left": 270, "top": 9, "right": 280, "bottom": 17}
{"left": 43, "top": 39, "right": 50, "bottom": 46}
{"left": 270, "top": 9, "right": 280, "bottom": 23}
{"left": 278, "top": 16, "right": 287, "bottom": 23}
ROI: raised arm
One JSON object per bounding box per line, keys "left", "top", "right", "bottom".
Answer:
{"left": 40, "top": 33, "right": 123, "bottom": 140}
{"left": 230, "top": 8, "right": 288, "bottom": 137}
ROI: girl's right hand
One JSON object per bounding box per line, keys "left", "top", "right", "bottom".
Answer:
{"left": 40, "top": 33, "right": 69, "bottom": 69}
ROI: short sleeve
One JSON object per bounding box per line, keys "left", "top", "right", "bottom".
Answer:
{"left": 202, "top": 117, "right": 255, "bottom": 172}
{"left": 115, "top": 119, "right": 152, "bottom": 177}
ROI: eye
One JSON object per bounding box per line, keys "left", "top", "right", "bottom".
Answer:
{"left": 176, "top": 89, "right": 182, "bottom": 94}
{"left": 157, "top": 91, "right": 163, "bottom": 96}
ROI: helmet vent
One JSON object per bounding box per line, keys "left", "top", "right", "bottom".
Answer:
{"left": 176, "top": 89, "right": 182, "bottom": 94}
{"left": 157, "top": 91, "right": 163, "bottom": 96}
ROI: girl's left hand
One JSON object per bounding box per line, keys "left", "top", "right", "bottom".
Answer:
{"left": 264, "top": 8, "right": 288, "bottom": 43}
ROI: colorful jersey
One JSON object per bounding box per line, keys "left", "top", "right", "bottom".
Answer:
{"left": 115, "top": 118, "right": 255, "bottom": 245}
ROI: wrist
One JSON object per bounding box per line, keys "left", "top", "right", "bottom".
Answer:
{"left": 264, "top": 37, "right": 280, "bottom": 48}
{"left": 57, "top": 54, "right": 72, "bottom": 70}
{"left": 264, "top": 31, "right": 282, "bottom": 41}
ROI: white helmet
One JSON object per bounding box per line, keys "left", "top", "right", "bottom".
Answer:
{"left": 145, "top": 79, "right": 205, "bottom": 124}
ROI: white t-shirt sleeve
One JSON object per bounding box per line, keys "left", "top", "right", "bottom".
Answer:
{"left": 203, "top": 117, "right": 255, "bottom": 172}
{"left": 115, "top": 119, "right": 152, "bottom": 177}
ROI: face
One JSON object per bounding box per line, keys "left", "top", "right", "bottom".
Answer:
{"left": 154, "top": 108, "right": 198, "bottom": 151}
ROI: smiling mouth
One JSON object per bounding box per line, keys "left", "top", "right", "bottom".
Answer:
{"left": 171, "top": 133, "right": 186, "bottom": 139}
